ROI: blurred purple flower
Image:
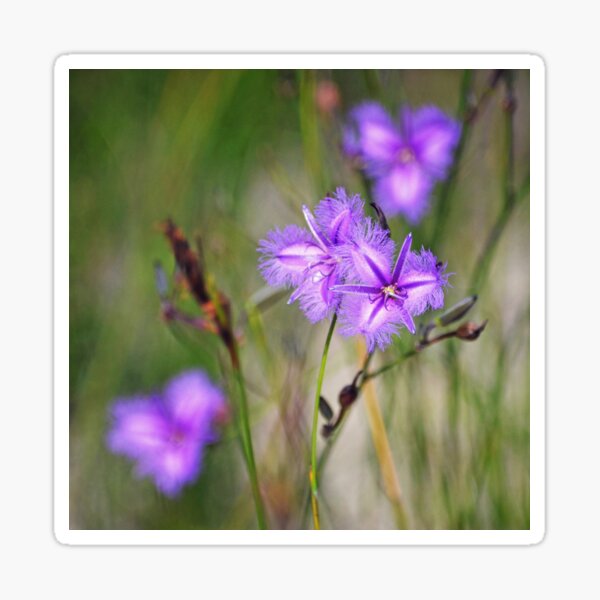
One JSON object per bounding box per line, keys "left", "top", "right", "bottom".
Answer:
{"left": 257, "top": 188, "right": 365, "bottom": 322}
{"left": 107, "top": 370, "right": 228, "bottom": 497}
{"left": 333, "top": 229, "right": 448, "bottom": 351}
{"left": 344, "top": 102, "right": 461, "bottom": 223}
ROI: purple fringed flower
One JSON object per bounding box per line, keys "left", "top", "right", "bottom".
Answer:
{"left": 333, "top": 230, "right": 448, "bottom": 351}
{"left": 344, "top": 102, "right": 461, "bottom": 223}
{"left": 257, "top": 188, "right": 365, "bottom": 322}
{"left": 107, "top": 370, "right": 228, "bottom": 497}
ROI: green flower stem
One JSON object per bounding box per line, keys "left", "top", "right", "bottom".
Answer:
{"left": 309, "top": 314, "right": 338, "bottom": 530}
{"left": 229, "top": 344, "right": 268, "bottom": 530}
{"left": 362, "top": 349, "right": 418, "bottom": 383}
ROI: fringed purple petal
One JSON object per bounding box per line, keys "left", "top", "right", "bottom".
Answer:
{"left": 258, "top": 225, "right": 327, "bottom": 287}
{"left": 400, "top": 247, "right": 449, "bottom": 316}
{"left": 343, "top": 102, "right": 402, "bottom": 174}
{"left": 314, "top": 188, "right": 365, "bottom": 245}
{"left": 140, "top": 440, "right": 203, "bottom": 498}
{"left": 287, "top": 285, "right": 304, "bottom": 305}
{"left": 373, "top": 163, "right": 434, "bottom": 224}
{"left": 107, "top": 396, "right": 169, "bottom": 459}
{"left": 338, "top": 294, "right": 407, "bottom": 351}
{"left": 338, "top": 219, "right": 395, "bottom": 287}
{"left": 405, "top": 105, "right": 461, "bottom": 178}
{"left": 163, "top": 370, "right": 226, "bottom": 439}
{"left": 296, "top": 270, "right": 341, "bottom": 323}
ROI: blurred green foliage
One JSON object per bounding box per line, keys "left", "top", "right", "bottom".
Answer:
{"left": 70, "top": 69, "right": 530, "bottom": 529}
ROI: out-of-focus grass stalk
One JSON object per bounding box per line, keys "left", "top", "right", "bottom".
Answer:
{"left": 363, "top": 70, "right": 384, "bottom": 101}
{"left": 189, "top": 339, "right": 271, "bottom": 530}
{"left": 469, "top": 175, "right": 529, "bottom": 294}
{"left": 228, "top": 343, "right": 269, "bottom": 530}
{"left": 309, "top": 315, "right": 338, "bottom": 529}
{"left": 440, "top": 72, "right": 521, "bottom": 526}
{"left": 469, "top": 73, "right": 529, "bottom": 293}
{"left": 299, "top": 70, "right": 326, "bottom": 193}
{"left": 208, "top": 295, "right": 267, "bottom": 528}
{"left": 428, "top": 69, "right": 474, "bottom": 248}
{"left": 358, "top": 341, "right": 409, "bottom": 529}
{"left": 244, "top": 300, "right": 276, "bottom": 381}
{"left": 265, "top": 157, "right": 311, "bottom": 214}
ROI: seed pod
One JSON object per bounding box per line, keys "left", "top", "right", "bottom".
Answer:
{"left": 455, "top": 320, "right": 488, "bottom": 341}
{"left": 339, "top": 384, "right": 359, "bottom": 409}
{"left": 318, "top": 396, "right": 334, "bottom": 422}
{"left": 436, "top": 295, "right": 478, "bottom": 327}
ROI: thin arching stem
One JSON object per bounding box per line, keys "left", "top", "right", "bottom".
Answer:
{"left": 309, "top": 314, "right": 338, "bottom": 529}
{"left": 229, "top": 343, "right": 268, "bottom": 530}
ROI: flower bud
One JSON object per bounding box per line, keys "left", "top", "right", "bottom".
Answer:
{"left": 455, "top": 320, "right": 487, "bottom": 341}
{"left": 436, "top": 295, "right": 478, "bottom": 327}
{"left": 339, "top": 384, "right": 359, "bottom": 409}
{"left": 319, "top": 396, "right": 334, "bottom": 422}
{"left": 369, "top": 202, "right": 390, "bottom": 233}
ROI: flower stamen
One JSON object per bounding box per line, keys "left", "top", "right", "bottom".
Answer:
{"left": 382, "top": 284, "right": 398, "bottom": 297}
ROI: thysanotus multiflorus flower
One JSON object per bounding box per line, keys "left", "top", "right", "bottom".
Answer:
{"left": 343, "top": 102, "right": 461, "bottom": 223}
{"left": 333, "top": 229, "right": 449, "bottom": 351}
{"left": 107, "top": 370, "right": 228, "bottom": 497}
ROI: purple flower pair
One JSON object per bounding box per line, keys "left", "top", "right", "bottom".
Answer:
{"left": 344, "top": 102, "right": 461, "bottom": 223}
{"left": 258, "top": 188, "right": 449, "bottom": 351}
{"left": 107, "top": 370, "right": 228, "bottom": 497}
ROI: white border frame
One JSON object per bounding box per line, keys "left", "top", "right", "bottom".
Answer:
{"left": 54, "top": 53, "right": 545, "bottom": 545}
